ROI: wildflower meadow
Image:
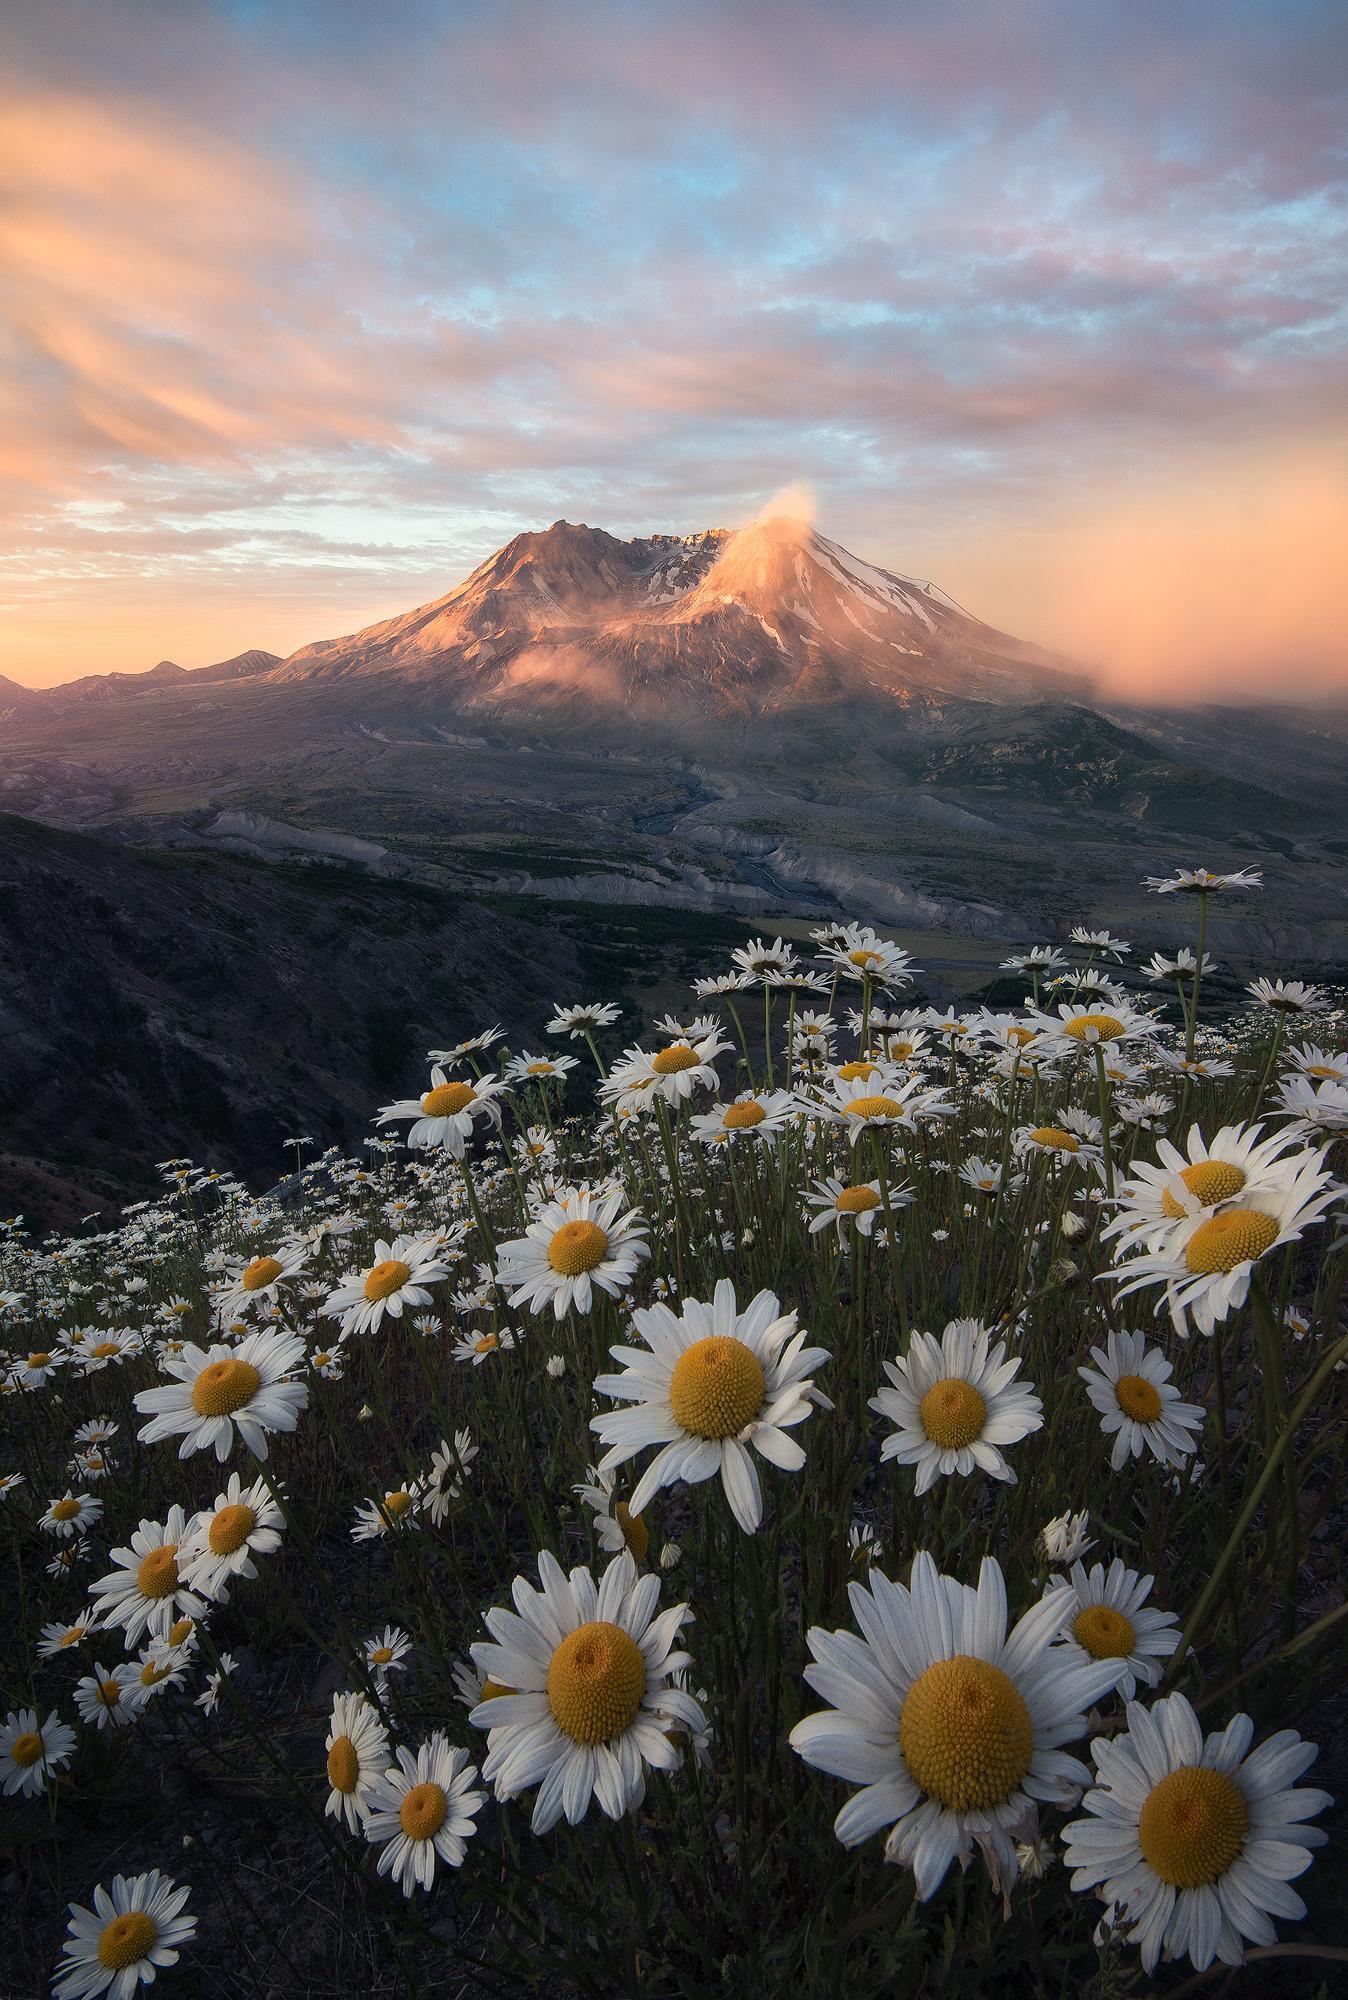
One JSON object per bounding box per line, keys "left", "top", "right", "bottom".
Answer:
{"left": 3, "top": 866, "right": 1346, "bottom": 1997}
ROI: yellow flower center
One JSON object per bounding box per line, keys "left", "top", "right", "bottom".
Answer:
{"left": 1072, "top": 1604, "right": 1137, "bottom": 1659}
{"left": 1160, "top": 1160, "right": 1247, "bottom": 1218}
{"left": 837, "top": 1059, "right": 879, "bottom": 1081}
{"left": 616, "top": 1500, "right": 648, "bottom": 1562}
{"left": 1006, "top": 1025, "right": 1035, "bottom": 1046}
{"left": 899, "top": 1656, "right": 1033, "bottom": 1810}
{"left": 364, "top": 1258, "right": 412, "bottom": 1302}
{"left": 383, "top": 1491, "right": 413, "bottom": 1519}
{"left": 208, "top": 1503, "right": 256, "bottom": 1555}
{"left": 91, "top": 1341, "right": 122, "bottom": 1358}
{"left": 399, "top": 1780, "right": 448, "bottom": 1841}
{"left": 1185, "top": 1208, "right": 1280, "bottom": 1275}
{"left": 652, "top": 1043, "right": 700, "bottom": 1074}
{"left": 140, "top": 1659, "right": 173, "bottom": 1687}
{"left": 669, "top": 1336, "right": 766, "bottom": 1438}
{"left": 1138, "top": 1766, "right": 1248, "bottom": 1888}
{"left": 845, "top": 1094, "right": 906, "bottom": 1119}
{"left": 547, "top": 1620, "right": 647, "bottom": 1744}
{"left": 1029, "top": 1126, "right": 1079, "bottom": 1153}
{"left": 474, "top": 1334, "right": 499, "bottom": 1354}
{"left": 59, "top": 1627, "right": 86, "bottom": 1648}
{"left": 1114, "top": 1374, "right": 1163, "bottom": 1423}
{"left": 191, "top": 1357, "right": 262, "bottom": 1416}
{"left": 242, "top": 1256, "right": 284, "bottom": 1292}
{"left": 547, "top": 1220, "right": 609, "bottom": 1275}
{"left": 526, "top": 1061, "right": 555, "bottom": 1074}
{"left": 98, "top": 1911, "right": 158, "bottom": 1971}
{"left": 168, "top": 1618, "right": 194, "bottom": 1646}
{"left": 136, "top": 1545, "right": 180, "bottom": 1599}
{"left": 848, "top": 948, "right": 883, "bottom": 967}
{"left": 422, "top": 1081, "right": 476, "bottom": 1117}
{"left": 99, "top": 1680, "right": 123, "bottom": 1708}
{"left": 1306, "top": 1063, "right": 1341, "bottom": 1079}
{"left": 1063, "top": 1013, "right": 1126, "bottom": 1041}
{"left": 480, "top": 1677, "right": 514, "bottom": 1701}
{"left": 10, "top": 1731, "right": 43, "bottom": 1768}
{"left": 27, "top": 1352, "right": 51, "bottom": 1367}
{"left": 51, "top": 1498, "right": 81, "bottom": 1521}
{"left": 327, "top": 1735, "right": 359, "bottom": 1793}
{"left": 918, "top": 1378, "right": 987, "bottom": 1450}
{"left": 835, "top": 1184, "right": 880, "bottom": 1214}
{"left": 723, "top": 1100, "right": 767, "bottom": 1128}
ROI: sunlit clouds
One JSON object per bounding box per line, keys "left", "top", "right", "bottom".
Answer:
{"left": 1, "top": 0, "right": 1345, "bottom": 696}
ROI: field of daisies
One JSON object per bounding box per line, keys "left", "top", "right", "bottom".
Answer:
{"left": 4, "top": 863, "right": 1348, "bottom": 1998}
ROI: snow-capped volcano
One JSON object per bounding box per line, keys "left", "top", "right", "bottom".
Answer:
{"left": 270, "top": 515, "right": 1089, "bottom": 717}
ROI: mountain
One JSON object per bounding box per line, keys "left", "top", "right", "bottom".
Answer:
{"left": 17, "top": 648, "right": 282, "bottom": 707}
{"left": 270, "top": 516, "right": 1091, "bottom": 717}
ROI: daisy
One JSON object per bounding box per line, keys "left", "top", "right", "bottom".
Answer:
{"left": 87, "top": 1506, "right": 205, "bottom": 1645}
{"left": 1044, "top": 1560, "right": 1179, "bottom": 1698}
{"left": 1, "top": 1706, "right": 76, "bottom": 1796}
{"left": 0, "top": 1470, "right": 26, "bottom": 1497}
{"left": 467, "top": 1548, "right": 706, "bottom": 1833}
{"left": 574, "top": 1464, "right": 650, "bottom": 1561}
{"left": 212, "top": 1243, "right": 308, "bottom": 1324}
{"left": 451, "top": 1326, "right": 518, "bottom": 1365}
{"left": 133, "top": 1325, "right": 308, "bottom": 1460}
{"left": 324, "top": 1690, "right": 390, "bottom": 1832}
{"left": 1062, "top": 1692, "right": 1329, "bottom": 1975}
{"left": 601, "top": 1028, "right": 732, "bottom": 1107}
{"left": 10, "top": 1347, "right": 63, "bottom": 1388}
{"left": 195, "top": 1652, "right": 236, "bottom": 1715}
{"left": 731, "top": 936, "right": 798, "bottom": 983}
{"left": 178, "top": 1472, "right": 284, "bottom": 1602}
{"left": 1069, "top": 927, "right": 1132, "bottom": 959}
{"left": 689, "top": 1089, "right": 798, "bottom": 1147}
{"left": 364, "top": 1625, "right": 412, "bottom": 1683}
{"left": 1144, "top": 866, "right": 1263, "bottom": 894}
{"left": 376, "top": 1068, "right": 506, "bottom": 1155}
{"left": 72, "top": 1330, "right": 141, "bottom": 1372}
{"left": 494, "top": 1185, "right": 648, "bottom": 1321}
{"left": 817, "top": 925, "right": 916, "bottom": 990}
{"left": 821, "top": 1071, "right": 954, "bottom": 1143}
{"left": 1101, "top": 1121, "right": 1315, "bottom": 1256}
{"left": 53, "top": 1870, "right": 196, "bottom": 2000}
{"left": 803, "top": 1176, "right": 895, "bottom": 1239}
{"left": 415, "top": 1430, "right": 479, "bottom": 1525}
{"left": 505, "top": 1051, "right": 580, "bottom": 1084}
{"left": 322, "top": 1235, "right": 450, "bottom": 1337}
{"left": 591, "top": 1278, "right": 830, "bottom": 1534}
{"left": 1078, "top": 1329, "right": 1205, "bottom": 1470}
{"left": 1275, "top": 1074, "right": 1348, "bottom": 1141}
{"left": 1017, "top": 1116, "right": 1102, "bottom": 1168}
{"left": 871, "top": 1320, "right": 1042, "bottom": 1496}
{"left": 1040, "top": 1511, "right": 1096, "bottom": 1565}
{"left": 1144, "top": 948, "right": 1214, "bottom": 983}
{"left": 1248, "top": 977, "right": 1326, "bottom": 1016}
{"left": 958, "top": 1158, "right": 1022, "bottom": 1197}
{"left": 40, "top": 1490, "right": 103, "bottom": 1539}
{"left": 74, "top": 1663, "right": 145, "bottom": 1731}
{"left": 427, "top": 1026, "right": 502, "bottom": 1061}
{"left": 352, "top": 1490, "right": 418, "bottom": 1541}
{"left": 1283, "top": 1043, "right": 1348, "bottom": 1084}
{"left": 1107, "top": 1157, "right": 1338, "bottom": 1335}
{"left": 131, "top": 1643, "right": 192, "bottom": 1700}
{"left": 789, "top": 1552, "right": 1121, "bottom": 1901}
{"left": 1028, "top": 1001, "right": 1157, "bottom": 1051}
{"left": 37, "top": 1616, "right": 100, "bottom": 1659}
{"left": 546, "top": 1001, "right": 622, "bottom": 1038}
{"left": 362, "top": 1733, "right": 484, "bottom": 1894}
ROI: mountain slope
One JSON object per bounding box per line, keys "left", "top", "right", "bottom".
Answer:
{"left": 271, "top": 516, "right": 1091, "bottom": 717}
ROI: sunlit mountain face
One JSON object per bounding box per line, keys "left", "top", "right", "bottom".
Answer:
{"left": 268, "top": 516, "right": 1087, "bottom": 717}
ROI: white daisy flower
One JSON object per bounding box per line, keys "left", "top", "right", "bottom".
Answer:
{"left": 87, "top": 1505, "right": 205, "bottom": 1645}
{"left": 1102, "top": 1121, "right": 1317, "bottom": 1257}
{"left": 819, "top": 1070, "right": 954, "bottom": 1142}
{"left": 1144, "top": 866, "right": 1262, "bottom": 895}
{"left": 376, "top": 1068, "right": 506, "bottom": 1155}
{"left": 1248, "top": 977, "right": 1326, "bottom": 1015}
{"left": 37, "top": 1616, "right": 100, "bottom": 1659}
{"left": 321, "top": 1235, "right": 450, "bottom": 1337}
{"left": 1063, "top": 1692, "right": 1330, "bottom": 1975}
{"left": 601, "top": 1029, "right": 733, "bottom": 1107}
{"left": 1078, "top": 1328, "right": 1205, "bottom": 1470}
{"left": 1107, "top": 1157, "right": 1338, "bottom": 1336}
{"left": 362, "top": 1732, "right": 484, "bottom": 1894}
{"left": 1275, "top": 1073, "right": 1348, "bottom": 1141}
{"left": 324, "top": 1690, "right": 390, "bottom": 1833}
{"left": 592, "top": 1278, "right": 831, "bottom": 1534}
{"left": 1016, "top": 1116, "right": 1103, "bottom": 1167}
{"left": 688, "top": 1089, "right": 798, "bottom": 1147}
{"left": 1283, "top": 1043, "right": 1348, "bottom": 1084}
{"left": 414, "top": 1430, "right": 479, "bottom": 1525}
{"left": 352, "top": 1489, "right": 418, "bottom": 1541}
{"left": 803, "top": 1176, "right": 903, "bottom": 1239}
{"left": 212, "top": 1243, "right": 308, "bottom": 1325}
{"left": 573, "top": 1464, "right": 650, "bottom": 1561}
{"left": 1044, "top": 1560, "right": 1179, "bottom": 1698}
{"left": 546, "top": 1001, "right": 622, "bottom": 1038}
{"left": 1028, "top": 1001, "right": 1158, "bottom": 1050}
{"left": 1, "top": 1706, "right": 76, "bottom": 1796}
{"left": 451, "top": 1326, "right": 518, "bottom": 1365}
{"left": 133, "top": 1325, "right": 308, "bottom": 1461}
{"left": 789, "top": 1552, "right": 1120, "bottom": 1902}
{"left": 10, "top": 1347, "right": 64, "bottom": 1388}
{"left": 40, "top": 1491, "right": 103, "bottom": 1539}
{"left": 730, "top": 935, "right": 798, "bottom": 983}
{"left": 1069, "top": 927, "right": 1132, "bottom": 959}
{"left": 505, "top": 1051, "right": 580, "bottom": 1084}
{"left": 1040, "top": 1510, "right": 1096, "bottom": 1565}
{"left": 74, "top": 1663, "right": 146, "bottom": 1732}
{"left": 494, "top": 1185, "right": 648, "bottom": 1321}
{"left": 364, "top": 1625, "right": 413, "bottom": 1683}
{"left": 817, "top": 925, "right": 916, "bottom": 990}
{"left": 53, "top": 1869, "right": 196, "bottom": 2000}
{"left": 178, "top": 1472, "right": 284, "bottom": 1602}
{"left": 468, "top": 1549, "right": 706, "bottom": 1833}
{"left": 427, "top": 1026, "right": 502, "bottom": 1060}
{"left": 871, "top": 1320, "right": 1042, "bottom": 1496}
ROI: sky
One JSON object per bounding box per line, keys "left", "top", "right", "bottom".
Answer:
{"left": 1, "top": 0, "right": 1346, "bottom": 698}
